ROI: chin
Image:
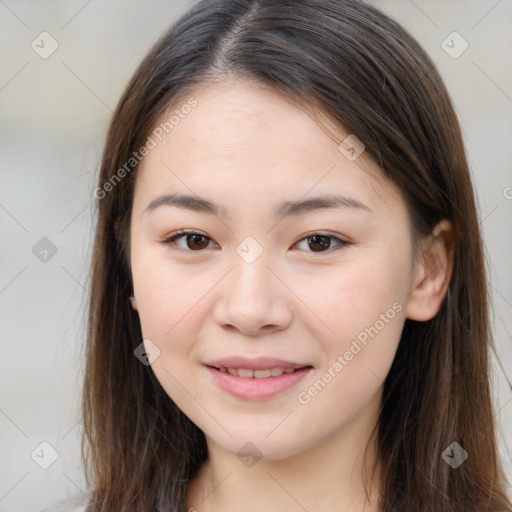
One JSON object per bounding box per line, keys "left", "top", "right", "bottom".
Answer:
{"left": 207, "top": 428, "right": 309, "bottom": 462}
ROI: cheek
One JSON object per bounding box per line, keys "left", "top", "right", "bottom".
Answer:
{"left": 131, "top": 257, "right": 214, "bottom": 418}
{"left": 293, "top": 250, "right": 409, "bottom": 408}
{"left": 292, "top": 251, "right": 409, "bottom": 428}
{"left": 293, "top": 279, "right": 406, "bottom": 443}
{"left": 131, "top": 247, "right": 213, "bottom": 340}
{"left": 299, "top": 252, "right": 409, "bottom": 349}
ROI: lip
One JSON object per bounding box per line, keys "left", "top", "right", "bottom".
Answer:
{"left": 205, "top": 356, "right": 309, "bottom": 370}
{"left": 204, "top": 357, "right": 313, "bottom": 400}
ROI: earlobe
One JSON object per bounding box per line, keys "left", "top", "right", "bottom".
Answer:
{"left": 405, "top": 219, "right": 455, "bottom": 322}
{"left": 130, "top": 296, "right": 138, "bottom": 311}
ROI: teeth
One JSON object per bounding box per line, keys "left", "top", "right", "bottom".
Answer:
{"left": 219, "top": 367, "right": 298, "bottom": 378}
{"left": 270, "top": 367, "right": 284, "bottom": 377}
{"left": 254, "top": 369, "right": 271, "bottom": 379}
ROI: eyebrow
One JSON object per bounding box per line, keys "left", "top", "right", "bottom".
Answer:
{"left": 143, "top": 193, "right": 372, "bottom": 218}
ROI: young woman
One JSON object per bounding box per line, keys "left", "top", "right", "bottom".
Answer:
{"left": 42, "top": 0, "right": 512, "bottom": 510}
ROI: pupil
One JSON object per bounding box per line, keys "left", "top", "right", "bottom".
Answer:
{"left": 309, "top": 235, "right": 330, "bottom": 252}
{"left": 188, "top": 234, "right": 208, "bottom": 250}
{"left": 185, "top": 235, "right": 331, "bottom": 251}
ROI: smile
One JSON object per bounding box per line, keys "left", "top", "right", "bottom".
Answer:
{"left": 205, "top": 362, "right": 313, "bottom": 400}
{"left": 215, "top": 367, "right": 297, "bottom": 378}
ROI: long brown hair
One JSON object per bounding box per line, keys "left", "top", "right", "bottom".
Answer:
{"left": 82, "top": 1, "right": 512, "bottom": 510}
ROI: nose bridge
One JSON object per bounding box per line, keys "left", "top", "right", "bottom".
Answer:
{"left": 231, "top": 233, "right": 275, "bottom": 295}
{"left": 230, "top": 247, "right": 278, "bottom": 308}
{"left": 214, "top": 245, "right": 293, "bottom": 334}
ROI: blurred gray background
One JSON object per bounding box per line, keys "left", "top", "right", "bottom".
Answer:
{"left": 0, "top": 1, "right": 511, "bottom": 510}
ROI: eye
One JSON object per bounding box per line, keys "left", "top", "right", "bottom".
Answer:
{"left": 160, "top": 230, "right": 348, "bottom": 254}
{"left": 160, "top": 230, "right": 218, "bottom": 251}
{"left": 294, "top": 232, "right": 348, "bottom": 253}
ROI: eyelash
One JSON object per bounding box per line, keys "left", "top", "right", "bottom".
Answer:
{"left": 160, "top": 229, "right": 349, "bottom": 254}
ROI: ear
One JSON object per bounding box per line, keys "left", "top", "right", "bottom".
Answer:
{"left": 130, "top": 296, "right": 138, "bottom": 311}
{"left": 405, "top": 219, "right": 455, "bottom": 321}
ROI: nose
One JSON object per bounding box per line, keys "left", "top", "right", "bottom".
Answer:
{"left": 212, "top": 256, "right": 293, "bottom": 336}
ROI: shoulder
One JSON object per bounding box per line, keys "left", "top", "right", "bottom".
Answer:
{"left": 36, "top": 491, "right": 89, "bottom": 512}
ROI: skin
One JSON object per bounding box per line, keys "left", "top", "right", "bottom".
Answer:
{"left": 129, "top": 80, "right": 454, "bottom": 512}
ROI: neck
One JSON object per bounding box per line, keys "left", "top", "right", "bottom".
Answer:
{"left": 187, "top": 391, "right": 383, "bottom": 512}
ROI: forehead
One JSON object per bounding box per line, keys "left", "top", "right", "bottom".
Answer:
{"left": 134, "top": 80, "right": 400, "bottom": 213}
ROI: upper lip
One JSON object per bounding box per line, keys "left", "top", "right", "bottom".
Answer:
{"left": 204, "top": 356, "right": 312, "bottom": 370}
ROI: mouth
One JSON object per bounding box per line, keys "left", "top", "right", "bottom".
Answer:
{"left": 210, "top": 366, "right": 305, "bottom": 378}
{"left": 204, "top": 358, "right": 313, "bottom": 400}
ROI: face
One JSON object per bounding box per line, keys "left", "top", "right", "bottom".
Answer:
{"left": 129, "top": 80, "right": 418, "bottom": 460}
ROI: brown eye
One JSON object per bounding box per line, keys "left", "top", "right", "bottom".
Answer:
{"left": 295, "top": 233, "right": 348, "bottom": 253}
{"left": 185, "top": 234, "right": 210, "bottom": 250}
{"left": 307, "top": 235, "right": 332, "bottom": 252}
{"left": 161, "top": 231, "right": 217, "bottom": 251}
{"left": 161, "top": 231, "right": 347, "bottom": 254}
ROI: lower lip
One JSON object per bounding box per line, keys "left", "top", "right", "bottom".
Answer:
{"left": 206, "top": 366, "right": 312, "bottom": 400}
